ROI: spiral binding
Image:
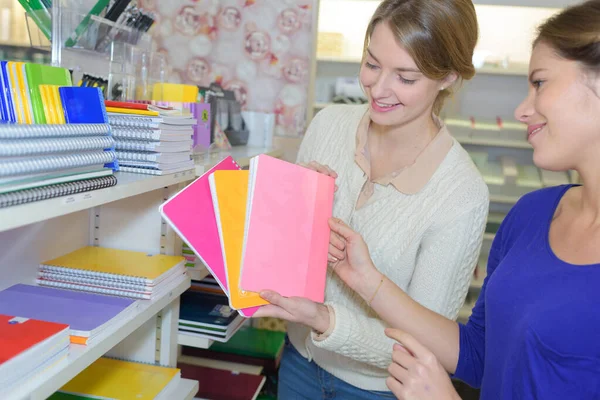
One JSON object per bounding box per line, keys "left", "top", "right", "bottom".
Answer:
{"left": 0, "top": 151, "right": 117, "bottom": 177}
{"left": 118, "top": 165, "right": 164, "bottom": 175}
{"left": 0, "top": 137, "right": 116, "bottom": 156}
{"left": 39, "top": 263, "right": 148, "bottom": 284}
{"left": 114, "top": 139, "right": 158, "bottom": 152}
{"left": 111, "top": 127, "right": 161, "bottom": 141}
{"left": 116, "top": 151, "right": 159, "bottom": 162}
{"left": 0, "top": 175, "right": 117, "bottom": 208}
{"left": 35, "top": 279, "right": 150, "bottom": 299}
{"left": 108, "top": 114, "right": 162, "bottom": 129}
{"left": 38, "top": 271, "right": 152, "bottom": 291}
{"left": 0, "top": 124, "right": 111, "bottom": 139}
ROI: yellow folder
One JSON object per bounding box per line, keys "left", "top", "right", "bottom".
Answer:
{"left": 42, "top": 247, "right": 185, "bottom": 283}
{"left": 211, "top": 170, "right": 268, "bottom": 309}
{"left": 58, "top": 357, "right": 179, "bottom": 399}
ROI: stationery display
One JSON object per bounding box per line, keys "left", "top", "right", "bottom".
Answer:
{"left": 160, "top": 154, "right": 335, "bottom": 317}
{"left": 0, "top": 314, "right": 70, "bottom": 390}
{"left": 48, "top": 357, "right": 180, "bottom": 400}
{"left": 106, "top": 102, "right": 196, "bottom": 175}
{"left": 37, "top": 246, "right": 187, "bottom": 300}
{"left": 0, "top": 284, "right": 138, "bottom": 345}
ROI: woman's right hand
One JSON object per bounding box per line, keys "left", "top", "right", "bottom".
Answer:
{"left": 327, "top": 218, "right": 382, "bottom": 300}
{"left": 300, "top": 161, "right": 338, "bottom": 191}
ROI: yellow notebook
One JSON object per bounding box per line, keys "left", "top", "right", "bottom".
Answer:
{"left": 8, "top": 62, "right": 25, "bottom": 123}
{"left": 210, "top": 170, "right": 268, "bottom": 309}
{"left": 50, "top": 85, "right": 66, "bottom": 124}
{"left": 152, "top": 83, "right": 198, "bottom": 103}
{"left": 16, "top": 62, "right": 34, "bottom": 124}
{"left": 39, "top": 85, "right": 59, "bottom": 124}
{"left": 58, "top": 357, "right": 180, "bottom": 399}
{"left": 41, "top": 246, "right": 185, "bottom": 284}
{"left": 106, "top": 106, "right": 159, "bottom": 116}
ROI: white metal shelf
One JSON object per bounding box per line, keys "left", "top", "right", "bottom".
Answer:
{"left": 456, "top": 136, "right": 531, "bottom": 149}
{"left": 187, "top": 266, "right": 210, "bottom": 282}
{"left": 193, "top": 146, "right": 283, "bottom": 175}
{"left": 0, "top": 170, "right": 196, "bottom": 233}
{"left": 178, "top": 332, "right": 214, "bottom": 350}
{"left": 490, "top": 193, "right": 520, "bottom": 204}
{"left": 7, "top": 276, "right": 191, "bottom": 400}
{"left": 166, "top": 378, "right": 199, "bottom": 400}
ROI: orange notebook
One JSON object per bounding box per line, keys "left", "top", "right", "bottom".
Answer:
{"left": 209, "top": 170, "right": 268, "bottom": 310}
{"left": 239, "top": 155, "right": 335, "bottom": 302}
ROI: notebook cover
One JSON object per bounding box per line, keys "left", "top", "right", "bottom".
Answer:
{"left": 105, "top": 106, "right": 159, "bottom": 116}
{"left": 240, "top": 155, "right": 334, "bottom": 302}
{"left": 17, "top": 62, "right": 34, "bottom": 124}
{"left": 8, "top": 62, "right": 25, "bottom": 123}
{"left": 24, "top": 63, "right": 73, "bottom": 124}
{"left": 178, "top": 362, "right": 265, "bottom": 400}
{"left": 52, "top": 86, "right": 66, "bottom": 124}
{"left": 39, "top": 85, "right": 56, "bottom": 124}
{"left": 41, "top": 246, "right": 184, "bottom": 282}
{"left": 60, "top": 87, "right": 108, "bottom": 123}
{"left": 56, "top": 357, "right": 179, "bottom": 399}
{"left": 210, "top": 170, "right": 268, "bottom": 311}
{"left": 0, "top": 62, "right": 16, "bottom": 122}
{"left": 0, "top": 314, "right": 69, "bottom": 365}
{"left": 179, "top": 291, "right": 239, "bottom": 327}
{"left": 159, "top": 156, "right": 260, "bottom": 318}
{"left": 0, "top": 62, "right": 8, "bottom": 122}
{"left": 0, "top": 284, "right": 135, "bottom": 334}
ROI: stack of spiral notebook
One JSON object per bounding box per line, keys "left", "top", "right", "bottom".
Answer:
{"left": 36, "top": 246, "right": 187, "bottom": 300}
{"left": 107, "top": 101, "right": 196, "bottom": 175}
{"left": 0, "top": 61, "right": 118, "bottom": 207}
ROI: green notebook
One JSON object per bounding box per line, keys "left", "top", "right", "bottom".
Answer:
{"left": 209, "top": 327, "right": 285, "bottom": 359}
{"left": 47, "top": 393, "right": 90, "bottom": 400}
{"left": 24, "top": 63, "right": 72, "bottom": 124}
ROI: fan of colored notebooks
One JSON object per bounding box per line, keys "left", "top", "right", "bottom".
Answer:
{"left": 160, "top": 154, "right": 335, "bottom": 317}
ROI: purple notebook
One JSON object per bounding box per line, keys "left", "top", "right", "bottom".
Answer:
{"left": 0, "top": 284, "right": 136, "bottom": 336}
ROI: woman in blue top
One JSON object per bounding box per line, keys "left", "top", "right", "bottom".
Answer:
{"left": 325, "top": 1, "right": 600, "bottom": 398}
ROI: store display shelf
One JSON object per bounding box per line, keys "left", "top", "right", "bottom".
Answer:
{"left": 193, "top": 146, "right": 283, "bottom": 175}
{"left": 490, "top": 193, "right": 520, "bottom": 204}
{"left": 458, "top": 303, "right": 474, "bottom": 321}
{"left": 187, "top": 266, "right": 210, "bottom": 282}
{"left": 483, "top": 233, "right": 495, "bottom": 241}
{"left": 0, "top": 170, "right": 196, "bottom": 233}
{"left": 166, "top": 378, "right": 199, "bottom": 400}
{"left": 7, "top": 275, "right": 191, "bottom": 400}
{"left": 177, "top": 332, "right": 214, "bottom": 350}
{"left": 456, "top": 136, "right": 531, "bottom": 149}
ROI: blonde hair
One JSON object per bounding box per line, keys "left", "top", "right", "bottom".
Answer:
{"left": 363, "top": 0, "right": 478, "bottom": 114}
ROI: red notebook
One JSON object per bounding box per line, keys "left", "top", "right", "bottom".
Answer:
{"left": 0, "top": 314, "right": 69, "bottom": 364}
{"left": 178, "top": 362, "right": 266, "bottom": 400}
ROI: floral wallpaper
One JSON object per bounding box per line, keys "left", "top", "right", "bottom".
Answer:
{"left": 139, "top": 0, "right": 316, "bottom": 137}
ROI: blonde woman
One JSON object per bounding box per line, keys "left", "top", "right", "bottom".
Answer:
{"left": 253, "top": 0, "right": 489, "bottom": 398}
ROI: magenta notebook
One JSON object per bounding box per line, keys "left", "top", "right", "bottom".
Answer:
{"left": 240, "top": 155, "right": 335, "bottom": 302}
{"left": 159, "top": 156, "right": 260, "bottom": 317}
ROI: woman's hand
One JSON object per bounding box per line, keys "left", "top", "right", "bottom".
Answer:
{"left": 300, "top": 161, "right": 338, "bottom": 191}
{"left": 328, "top": 218, "right": 382, "bottom": 300}
{"left": 251, "top": 290, "right": 331, "bottom": 333}
{"left": 385, "top": 329, "right": 460, "bottom": 400}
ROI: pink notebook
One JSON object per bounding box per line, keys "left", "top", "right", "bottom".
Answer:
{"left": 159, "top": 156, "right": 260, "bottom": 317}
{"left": 240, "top": 154, "right": 335, "bottom": 302}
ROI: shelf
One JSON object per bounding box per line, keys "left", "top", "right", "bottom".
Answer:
{"left": 0, "top": 169, "right": 196, "bottom": 233}
{"left": 458, "top": 303, "right": 473, "bottom": 321}
{"left": 187, "top": 266, "right": 210, "bottom": 282}
{"left": 7, "top": 275, "right": 191, "bottom": 400}
{"left": 178, "top": 332, "right": 214, "bottom": 350}
{"left": 165, "top": 378, "right": 199, "bottom": 400}
{"left": 483, "top": 233, "right": 495, "bottom": 241}
{"left": 193, "top": 146, "right": 284, "bottom": 175}
{"left": 456, "top": 136, "right": 531, "bottom": 149}
{"left": 490, "top": 193, "right": 520, "bottom": 204}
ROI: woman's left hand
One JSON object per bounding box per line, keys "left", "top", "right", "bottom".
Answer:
{"left": 252, "top": 290, "right": 331, "bottom": 333}
{"left": 385, "top": 329, "right": 460, "bottom": 400}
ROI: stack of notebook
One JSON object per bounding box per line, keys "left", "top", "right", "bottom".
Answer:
{"left": 0, "top": 314, "right": 70, "bottom": 391}
{"left": 0, "top": 284, "right": 138, "bottom": 345}
{"left": 178, "top": 289, "right": 246, "bottom": 342}
{"left": 0, "top": 61, "right": 118, "bottom": 207}
{"left": 36, "top": 246, "right": 187, "bottom": 300}
{"left": 47, "top": 357, "right": 181, "bottom": 400}
{"left": 107, "top": 101, "right": 196, "bottom": 175}
{"left": 160, "top": 154, "right": 335, "bottom": 317}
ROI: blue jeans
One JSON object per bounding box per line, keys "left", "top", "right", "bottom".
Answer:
{"left": 277, "top": 337, "right": 396, "bottom": 399}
